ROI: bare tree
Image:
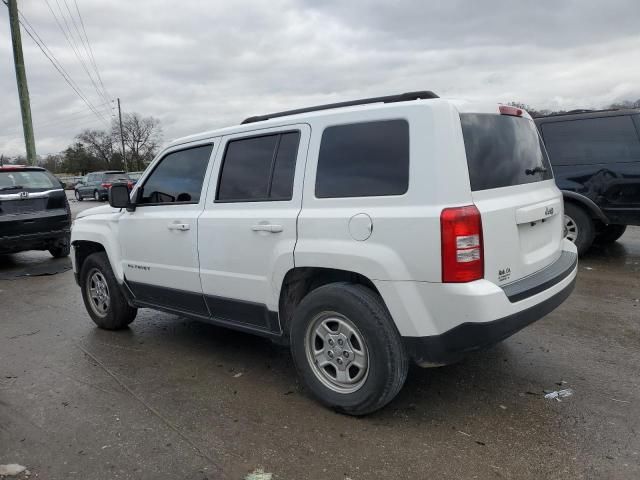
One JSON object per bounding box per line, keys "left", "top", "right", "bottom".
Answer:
{"left": 116, "top": 113, "right": 162, "bottom": 171}
{"left": 77, "top": 129, "right": 114, "bottom": 169}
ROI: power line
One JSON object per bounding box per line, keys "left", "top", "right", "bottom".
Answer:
{"left": 44, "top": 0, "right": 110, "bottom": 112}
{"left": 73, "top": 0, "right": 110, "bottom": 102}
{"left": 13, "top": 10, "right": 110, "bottom": 126}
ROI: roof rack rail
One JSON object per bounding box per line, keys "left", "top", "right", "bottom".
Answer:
{"left": 241, "top": 90, "right": 439, "bottom": 124}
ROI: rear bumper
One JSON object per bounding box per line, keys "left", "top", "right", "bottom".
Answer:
{"left": 373, "top": 240, "right": 578, "bottom": 365}
{"left": 0, "top": 228, "right": 70, "bottom": 253}
{"left": 403, "top": 275, "right": 576, "bottom": 366}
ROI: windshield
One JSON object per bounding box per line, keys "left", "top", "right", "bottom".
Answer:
{"left": 0, "top": 170, "right": 59, "bottom": 190}
{"left": 460, "top": 114, "right": 553, "bottom": 191}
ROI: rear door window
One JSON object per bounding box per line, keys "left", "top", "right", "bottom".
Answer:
{"left": 315, "top": 119, "right": 409, "bottom": 198}
{"left": 216, "top": 131, "right": 301, "bottom": 202}
{"left": 460, "top": 114, "right": 552, "bottom": 191}
{"left": 540, "top": 115, "right": 640, "bottom": 166}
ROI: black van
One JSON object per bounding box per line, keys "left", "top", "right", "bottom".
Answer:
{"left": 0, "top": 165, "right": 71, "bottom": 257}
{"left": 535, "top": 109, "right": 640, "bottom": 255}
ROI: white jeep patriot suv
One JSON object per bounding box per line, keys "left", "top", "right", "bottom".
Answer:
{"left": 71, "top": 91, "right": 577, "bottom": 415}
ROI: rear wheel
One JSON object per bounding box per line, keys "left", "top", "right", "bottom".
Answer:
{"left": 595, "top": 224, "right": 627, "bottom": 244}
{"left": 93, "top": 190, "right": 101, "bottom": 201}
{"left": 564, "top": 202, "right": 594, "bottom": 256}
{"left": 290, "top": 283, "right": 408, "bottom": 416}
{"left": 75, "top": 190, "right": 83, "bottom": 201}
{"left": 80, "top": 252, "right": 137, "bottom": 329}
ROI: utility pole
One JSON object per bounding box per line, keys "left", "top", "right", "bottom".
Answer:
{"left": 7, "top": 0, "right": 37, "bottom": 164}
{"left": 117, "top": 98, "right": 127, "bottom": 171}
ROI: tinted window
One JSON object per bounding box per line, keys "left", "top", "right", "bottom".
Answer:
{"left": 217, "top": 131, "right": 300, "bottom": 202}
{"left": 270, "top": 132, "right": 300, "bottom": 199}
{"left": 139, "top": 144, "right": 212, "bottom": 204}
{"left": 541, "top": 116, "right": 640, "bottom": 166}
{"left": 461, "top": 114, "right": 552, "bottom": 191}
{"left": 315, "top": 120, "right": 409, "bottom": 198}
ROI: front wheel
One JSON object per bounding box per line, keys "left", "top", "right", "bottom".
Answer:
{"left": 80, "top": 252, "right": 137, "bottom": 330}
{"left": 563, "top": 203, "right": 594, "bottom": 256}
{"left": 290, "top": 283, "right": 408, "bottom": 416}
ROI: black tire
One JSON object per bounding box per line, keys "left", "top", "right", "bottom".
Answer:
{"left": 595, "top": 224, "right": 627, "bottom": 245}
{"left": 93, "top": 190, "right": 101, "bottom": 201}
{"left": 564, "top": 202, "right": 594, "bottom": 256}
{"left": 75, "top": 190, "right": 83, "bottom": 201}
{"left": 290, "top": 283, "right": 408, "bottom": 416}
{"left": 49, "top": 242, "right": 70, "bottom": 258}
{"left": 80, "top": 252, "right": 137, "bottom": 330}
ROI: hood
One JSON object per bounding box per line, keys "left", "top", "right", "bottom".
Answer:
{"left": 75, "top": 204, "right": 120, "bottom": 220}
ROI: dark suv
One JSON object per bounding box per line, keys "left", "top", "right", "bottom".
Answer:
{"left": 0, "top": 165, "right": 71, "bottom": 257}
{"left": 74, "top": 170, "right": 130, "bottom": 201}
{"left": 535, "top": 109, "right": 640, "bottom": 255}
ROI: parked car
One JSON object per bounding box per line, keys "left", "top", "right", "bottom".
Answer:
{"left": 71, "top": 92, "right": 577, "bottom": 415}
{"left": 535, "top": 109, "right": 640, "bottom": 255}
{"left": 127, "top": 171, "right": 144, "bottom": 186}
{"left": 0, "top": 165, "right": 71, "bottom": 257}
{"left": 74, "top": 171, "right": 130, "bottom": 201}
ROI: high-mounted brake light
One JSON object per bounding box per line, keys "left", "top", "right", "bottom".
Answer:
{"left": 499, "top": 105, "right": 523, "bottom": 117}
{"left": 441, "top": 205, "right": 484, "bottom": 282}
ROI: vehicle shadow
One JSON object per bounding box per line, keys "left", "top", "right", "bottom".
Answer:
{"left": 0, "top": 251, "right": 71, "bottom": 280}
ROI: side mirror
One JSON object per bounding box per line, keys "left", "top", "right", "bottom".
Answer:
{"left": 109, "top": 183, "right": 131, "bottom": 209}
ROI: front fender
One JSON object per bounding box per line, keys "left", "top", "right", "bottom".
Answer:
{"left": 71, "top": 212, "right": 124, "bottom": 281}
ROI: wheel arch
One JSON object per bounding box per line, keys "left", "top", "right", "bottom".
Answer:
{"left": 562, "top": 190, "right": 609, "bottom": 224}
{"left": 277, "top": 267, "right": 384, "bottom": 338}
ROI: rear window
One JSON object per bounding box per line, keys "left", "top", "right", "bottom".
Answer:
{"left": 460, "top": 114, "right": 552, "bottom": 191}
{"left": 540, "top": 115, "right": 640, "bottom": 166}
{"left": 0, "top": 170, "right": 58, "bottom": 191}
{"left": 104, "top": 172, "right": 130, "bottom": 182}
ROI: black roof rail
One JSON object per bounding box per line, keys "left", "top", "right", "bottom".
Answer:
{"left": 241, "top": 91, "right": 439, "bottom": 124}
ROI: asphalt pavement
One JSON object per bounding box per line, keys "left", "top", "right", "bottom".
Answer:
{"left": 0, "top": 193, "right": 638, "bottom": 479}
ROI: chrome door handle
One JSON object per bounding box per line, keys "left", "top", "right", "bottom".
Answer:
{"left": 251, "top": 224, "right": 283, "bottom": 233}
{"left": 168, "top": 222, "right": 190, "bottom": 231}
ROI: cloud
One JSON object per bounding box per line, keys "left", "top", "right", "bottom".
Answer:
{"left": 1, "top": 0, "right": 639, "bottom": 157}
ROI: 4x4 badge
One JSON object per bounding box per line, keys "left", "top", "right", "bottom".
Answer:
{"left": 545, "top": 206, "right": 554, "bottom": 216}
{"left": 19, "top": 191, "right": 29, "bottom": 200}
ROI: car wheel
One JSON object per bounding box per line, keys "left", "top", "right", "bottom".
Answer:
{"left": 290, "top": 282, "right": 408, "bottom": 416}
{"left": 49, "top": 242, "right": 70, "bottom": 258}
{"left": 563, "top": 203, "right": 594, "bottom": 256}
{"left": 595, "top": 224, "right": 627, "bottom": 245}
{"left": 93, "top": 190, "right": 101, "bottom": 201}
{"left": 80, "top": 252, "right": 137, "bottom": 330}
{"left": 75, "top": 190, "right": 83, "bottom": 201}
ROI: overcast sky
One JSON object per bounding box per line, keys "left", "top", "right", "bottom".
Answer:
{"left": 1, "top": 0, "right": 639, "bottom": 157}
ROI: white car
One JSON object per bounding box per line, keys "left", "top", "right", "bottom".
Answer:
{"left": 71, "top": 91, "right": 577, "bottom": 415}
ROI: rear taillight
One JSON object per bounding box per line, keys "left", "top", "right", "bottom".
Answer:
{"left": 441, "top": 205, "right": 484, "bottom": 283}
{"left": 101, "top": 183, "right": 112, "bottom": 189}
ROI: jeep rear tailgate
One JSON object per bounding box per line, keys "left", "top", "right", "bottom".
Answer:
{"left": 459, "top": 109, "right": 564, "bottom": 287}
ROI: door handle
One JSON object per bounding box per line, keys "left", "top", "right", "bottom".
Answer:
{"left": 251, "top": 224, "right": 283, "bottom": 233}
{"left": 167, "top": 222, "right": 190, "bottom": 231}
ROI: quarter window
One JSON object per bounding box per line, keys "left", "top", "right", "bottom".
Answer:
{"left": 138, "top": 144, "right": 213, "bottom": 205}
{"left": 216, "top": 131, "right": 300, "bottom": 202}
{"left": 315, "top": 120, "right": 409, "bottom": 198}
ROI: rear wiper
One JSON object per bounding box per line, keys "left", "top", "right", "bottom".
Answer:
{"left": 525, "top": 166, "right": 547, "bottom": 175}
{"left": 0, "top": 185, "right": 24, "bottom": 191}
